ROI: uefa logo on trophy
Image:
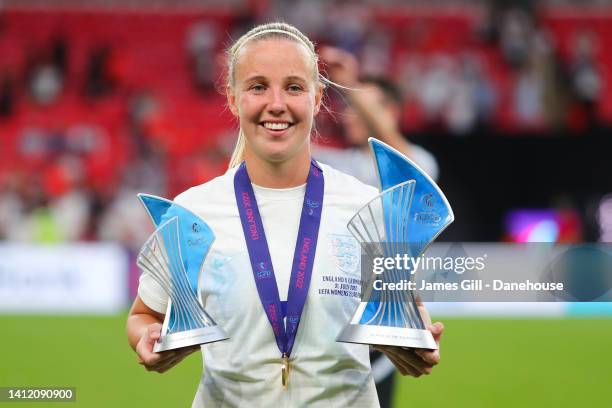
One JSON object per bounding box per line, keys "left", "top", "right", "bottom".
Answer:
{"left": 337, "top": 139, "right": 454, "bottom": 350}
{"left": 137, "top": 194, "right": 228, "bottom": 352}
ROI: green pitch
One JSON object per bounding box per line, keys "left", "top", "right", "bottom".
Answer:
{"left": 0, "top": 315, "right": 610, "bottom": 407}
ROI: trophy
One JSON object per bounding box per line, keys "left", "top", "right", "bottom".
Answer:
{"left": 137, "top": 194, "right": 228, "bottom": 352}
{"left": 336, "top": 138, "right": 454, "bottom": 349}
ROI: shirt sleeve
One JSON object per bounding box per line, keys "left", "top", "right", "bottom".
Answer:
{"left": 137, "top": 272, "right": 169, "bottom": 314}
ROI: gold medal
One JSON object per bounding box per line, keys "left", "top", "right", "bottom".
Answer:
{"left": 281, "top": 353, "right": 290, "bottom": 390}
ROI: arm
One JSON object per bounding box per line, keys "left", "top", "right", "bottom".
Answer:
{"left": 319, "top": 46, "right": 411, "bottom": 154}
{"left": 127, "top": 296, "right": 200, "bottom": 373}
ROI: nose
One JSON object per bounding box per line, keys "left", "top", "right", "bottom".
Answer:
{"left": 267, "top": 86, "right": 287, "bottom": 115}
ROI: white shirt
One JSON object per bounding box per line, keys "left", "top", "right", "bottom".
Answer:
{"left": 138, "top": 162, "right": 380, "bottom": 408}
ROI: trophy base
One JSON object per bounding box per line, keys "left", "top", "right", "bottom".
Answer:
{"left": 336, "top": 324, "right": 438, "bottom": 350}
{"left": 153, "top": 326, "right": 229, "bottom": 353}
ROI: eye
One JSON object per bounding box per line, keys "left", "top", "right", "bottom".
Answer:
{"left": 249, "top": 84, "right": 266, "bottom": 93}
{"left": 287, "top": 84, "right": 304, "bottom": 93}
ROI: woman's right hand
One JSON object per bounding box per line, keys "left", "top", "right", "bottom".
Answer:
{"left": 135, "top": 323, "right": 200, "bottom": 373}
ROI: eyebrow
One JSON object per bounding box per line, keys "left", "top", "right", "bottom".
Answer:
{"left": 243, "top": 75, "right": 308, "bottom": 83}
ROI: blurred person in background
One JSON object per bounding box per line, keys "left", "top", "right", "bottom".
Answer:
{"left": 316, "top": 46, "right": 439, "bottom": 408}
{"left": 315, "top": 46, "right": 438, "bottom": 185}
{"left": 568, "top": 29, "right": 602, "bottom": 131}
{"left": 186, "top": 21, "right": 219, "bottom": 94}
{"left": 85, "top": 45, "right": 118, "bottom": 98}
{"left": 0, "top": 156, "right": 90, "bottom": 243}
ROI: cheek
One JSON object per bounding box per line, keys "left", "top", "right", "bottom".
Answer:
{"left": 294, "top": 96, "right": 317, "bottom": 120}
{"left": 237, "top": 95, "right": 263, "bottom": 121}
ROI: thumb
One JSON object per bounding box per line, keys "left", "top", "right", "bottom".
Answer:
{"left": 147, "top": 323, "right": 162, "bottom": 343}
{"left": 429, "top": 322, "right": 444, "bottom": 343}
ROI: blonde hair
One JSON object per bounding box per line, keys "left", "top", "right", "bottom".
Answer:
{"left": 226, "top": 22, "right": 324, "bottom": 168}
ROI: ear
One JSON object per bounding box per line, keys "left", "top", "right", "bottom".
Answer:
{"left": 313, "top": 84, "right": 324, "bottom": 115}
{"left": 226, "top": 85, "right": 239, "bottom": 117}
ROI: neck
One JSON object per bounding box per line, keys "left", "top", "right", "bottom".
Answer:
{"left": 243, "top": 149, "right": 312, "bottom": 189}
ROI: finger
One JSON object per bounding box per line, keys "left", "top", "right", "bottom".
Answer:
{"left": 391, "top": 347, "right": 434, "bottom": 374}
{"left": 151, "top": 354, "right": 184, "bottom": 373}
{"left": 414, "top": 322, "right": 444, "bottom": 364}
{"left": 385, "top": 351, "right": 421, "bottom": 377}
{"left": 380, "top": 346, "right": 431, "bottom": 375}
{"left": 161, "top": 349, "right": 197, "bottom": 372}
{"left": 143, "top": 345, "right": 199, "bottom": 368}
{"left": 144, "top": 350, "right": 179, "bottom": 371}
{"left": 414, "top": 348, "right": 440, "bottom": 366}
{"left": 137, "top": 342, "right": 162, "bottom": 366}
{"left": 430, "top": 322, "right": 445, "bottom": 344}
{"left": 138, "top": 343, "right": 181, "bottom": 368}
{"left": 153, "top": 347, "right": 198, "bottom": 373}
{"left": 167, "top": 345, "right": 200, "bottom": 360}
{"left": 380, "top": 347, "right": 420, "bottom": 376}
{"left": 138, "top": 323, "right": 164, "bottom": 363}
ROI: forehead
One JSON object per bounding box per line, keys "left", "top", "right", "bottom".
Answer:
{"left": 234, "top": 38, "right": 314, "bottom": 81}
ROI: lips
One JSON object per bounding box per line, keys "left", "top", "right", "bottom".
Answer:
{"left": 262, "top": 122, "right": 291, "bottom": 130}
{"left": 261, "top": 121, "right": 293, "bottom": 129}
{"left": 260, "top": 121, "right": 294, "bottom": 136}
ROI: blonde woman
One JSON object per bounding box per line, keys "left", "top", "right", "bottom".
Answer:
{"left": 127, "top": 22, "right": 444, "bottom": 407}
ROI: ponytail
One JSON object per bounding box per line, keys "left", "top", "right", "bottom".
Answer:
{"left": 228, "top": 128, "right": 246, "bottom": 168}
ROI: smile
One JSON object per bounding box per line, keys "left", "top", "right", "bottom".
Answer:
{"left": 261, "top": 122, "right": 292, "bottom": 130}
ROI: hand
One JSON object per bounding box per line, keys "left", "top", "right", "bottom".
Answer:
{"left": 374, "top": 299, "right": 444, "bottom": 377}
{"left": 319, "top": 46, "right": 360, "bottom": 88}
{"left": 135, "top": 323, "right": 200, "bottom": 373}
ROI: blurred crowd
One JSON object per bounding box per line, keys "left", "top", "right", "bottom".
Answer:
{"left": 0, "top": 1, "right": 610, "bottom": 248}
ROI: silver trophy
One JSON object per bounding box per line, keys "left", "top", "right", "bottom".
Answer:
{"left": 336, "top": 139, "right": 454, "bottom": 349}
{"left": 137, "top": 194, "right": 228, "bottom": 352}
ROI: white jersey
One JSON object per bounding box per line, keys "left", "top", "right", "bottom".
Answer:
{"left": 138, "top": 162, "right": 381, "bottom": 408}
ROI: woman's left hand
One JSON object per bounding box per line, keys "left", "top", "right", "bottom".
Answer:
{"left": 373, "top": 299, "right": 444, "bottom": 377}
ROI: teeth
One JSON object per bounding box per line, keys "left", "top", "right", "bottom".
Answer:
{"left": 263, "top": 122, "right": 290, "bottom": 130}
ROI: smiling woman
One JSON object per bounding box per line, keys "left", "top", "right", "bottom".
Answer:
{"left": 226, "top": 24, "right": 324, "bottom": 186}
{"left": 126, "top": 22, "right": 444, "bottom": 408}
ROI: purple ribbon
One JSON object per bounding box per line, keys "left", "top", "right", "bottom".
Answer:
{"left": 234, "top": 160, "right": 324, "bottom": 357}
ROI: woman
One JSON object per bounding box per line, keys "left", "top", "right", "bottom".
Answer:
{"left": 127, "top": 22, "right": 444, "bottom": 407}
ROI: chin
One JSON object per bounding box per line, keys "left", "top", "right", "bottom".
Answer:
{"left": 251, "top": 142, "right": 291, "bottom": 162}
{"left": 267, "top": 147, "right": 303, "bottom": 163}
{"left": 261, "top": 140, "right": 308, "bottom": 161}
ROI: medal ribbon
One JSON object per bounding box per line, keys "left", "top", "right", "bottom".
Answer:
{"left": 234, "top": 159, "right": 324, "bottom": 357}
